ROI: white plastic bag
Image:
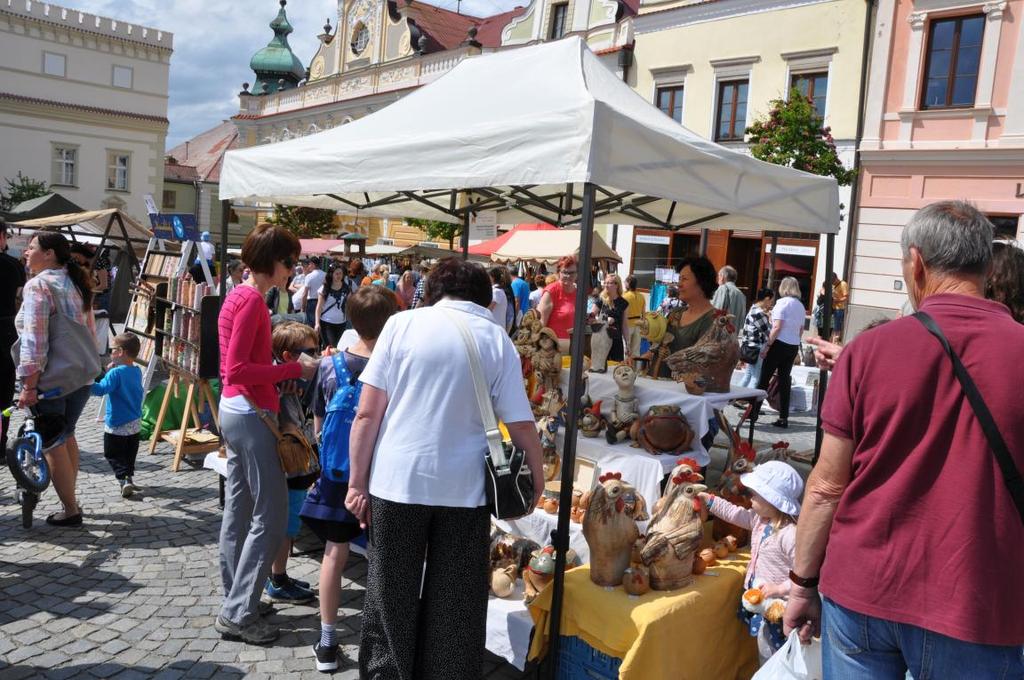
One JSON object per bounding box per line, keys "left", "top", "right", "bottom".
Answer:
{"left": 752, "top": 630, "right": 823, "bottom": 680}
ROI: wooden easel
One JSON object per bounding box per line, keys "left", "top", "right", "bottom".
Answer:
{"left": 148, "top": 369, "right": 221, "bottom": 471}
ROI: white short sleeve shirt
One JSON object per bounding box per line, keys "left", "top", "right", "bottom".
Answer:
{"left": 359, "top": 298, "right": 534, "bottom": 508}
{"left": 772, "top": 296, "right": 807, "bottom": 346}
{"left": 304, "top": 269, "right": 326, "bottom": 300}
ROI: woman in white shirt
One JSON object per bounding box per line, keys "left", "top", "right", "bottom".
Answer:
{"left": 345, "top": 257, "right": 544, "bottom": 679}
{"left": 754, "top": 276, "right": 806, "bottom": 428}
{"left": 488, "top": 266, "right": 510, "bottom": 332}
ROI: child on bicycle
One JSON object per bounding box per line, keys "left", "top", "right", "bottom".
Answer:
{"left": 301, "top": 285, "right": 398, "bottom": 673}
{"left": 90, "top": 332, "right": 144, "bottom": 497}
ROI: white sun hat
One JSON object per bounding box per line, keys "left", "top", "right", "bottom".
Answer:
{"left": 740, "top": 461, "right": 804, "bottom": 517}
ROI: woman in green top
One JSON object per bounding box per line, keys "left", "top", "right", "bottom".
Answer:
{"left": 659, "top": 257, "right": 717, "bottom": 377}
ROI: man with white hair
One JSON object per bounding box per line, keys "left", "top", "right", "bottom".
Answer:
{"left": 785, "top": 201, "right": 1024, "bottom": 678}
{"left": 711, "top": 265, "right": 747, "bottom": 337}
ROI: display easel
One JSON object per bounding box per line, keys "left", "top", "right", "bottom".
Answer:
{"left": 149, "top": 368, "right": 221, "bottom": 471}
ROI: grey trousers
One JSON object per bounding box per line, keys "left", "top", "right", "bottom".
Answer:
{"left": 218, "top": 410, "right": 287, "bottom": 626}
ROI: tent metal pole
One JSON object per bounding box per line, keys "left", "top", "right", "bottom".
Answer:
{"left": 545, "top": 182, "right": 596, "bottom": 680}
{"left": 698, "top": 228, "right": 709, "bottom": 256}
{"left": 461, "top": 206, "right": 470, "bottom": 261}
{"left": 767, "top": 234, "right": 779, "bottom": 289}
{"left": 219, "top": 200, "right": 230, "bottom": 299}
{"left": 813, "top": 232, "right": 835, "bottom": 465}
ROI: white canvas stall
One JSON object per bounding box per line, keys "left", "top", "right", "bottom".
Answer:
{"left": 490, "top": 229, "right": 622, "bottom": 264}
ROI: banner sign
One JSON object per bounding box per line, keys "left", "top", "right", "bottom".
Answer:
{"left": 150, "top": 213, "right": 199, "bottom": 242}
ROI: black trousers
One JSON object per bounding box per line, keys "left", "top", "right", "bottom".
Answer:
{"left": 754, "top": 340, "right": 800, "bottom": 421}
{"left": 359, "top": 497, "right": 490, "bottom": 680}
{"left": 1, "top": 325, "right": 16, "bottom": 453}
{"left": 320, "top": 320, "right": 346, "bottom": 350}
{"left": 103, "top": 432, "right": 140, "bottom": 479}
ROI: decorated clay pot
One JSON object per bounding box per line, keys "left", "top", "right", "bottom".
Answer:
{"left": 712, "top": 541, "right": 730, "bottom": 560}
{"left": 491, "top": 565, "right": 517, "bottom": 598}
{"left": 699, "top": 548, "right": 717, "bottom": 567}
{"left": 622, "top": 566, "right": 651, "bottom": 596}
{"left": 723, "top": 535, "right": 739, "bottom": 553}
{"left": 543, "top": 497, "right": 559, "bottom": 514}
{"left": 691, "top": 555, "right": 707, "bottom": 575}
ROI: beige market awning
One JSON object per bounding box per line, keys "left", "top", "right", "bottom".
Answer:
{"left": 490, "top": 229, "right": 621, "bottom": 265}
{"left": 11, "top": 208, "right": 153, "bottom": 243}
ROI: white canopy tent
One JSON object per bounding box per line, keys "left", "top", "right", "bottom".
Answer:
{"left": 490, "top": 229, "right": 621, "bottom": 264}
{"left": 220, "top": 36, "right": 840, "bottom": 677}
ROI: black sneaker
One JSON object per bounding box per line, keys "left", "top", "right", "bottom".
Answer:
{"left": 313, "top": 641, "right": 339, "bottom": 672}
{"left": 120, "top": 478, "right": 137, "bottom": 498}
{"left": 214, "top": 615, "right": 279, "bottom": 645}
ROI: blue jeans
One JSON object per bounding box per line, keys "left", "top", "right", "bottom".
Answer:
{"left": 740, "top": 355, "right": 763, "bottom": 389}
{"left": 822, "top": 597, "right": 1023, "bottom": 680}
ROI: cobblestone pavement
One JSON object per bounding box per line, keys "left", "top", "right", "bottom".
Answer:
{"left": 0, "top": 396, "right": 817, "bottom": 679}
{"left": 0, "top": 396, "right": 527, "bottom": 679}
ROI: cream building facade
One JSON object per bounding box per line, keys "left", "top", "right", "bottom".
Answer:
{"left": 0, "top": 0, "right": 172, "bottom": 222}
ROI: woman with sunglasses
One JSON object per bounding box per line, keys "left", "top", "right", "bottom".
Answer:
{"left": 215, "top": 225, "right": 319, "bottom": 646}
{"left": 538, "top": 254, "right": 579, "bottom": 350}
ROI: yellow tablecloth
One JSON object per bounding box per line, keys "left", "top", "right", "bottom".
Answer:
{"left": 528, "top": 548, "right": 758, "bottom": 679}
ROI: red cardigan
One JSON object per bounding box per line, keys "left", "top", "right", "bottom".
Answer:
{"left": 218, "top": 285, "right": 300, "bottom": 412}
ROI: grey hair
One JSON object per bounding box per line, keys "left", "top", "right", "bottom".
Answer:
{"left": 778, "top": 276, "right": 802, "bottom": 298}
{"left": 900, "top": 201, "right": 993, "bottom": 275}
{"left": 719, "top": 265, "right": 737, "bottom": 282}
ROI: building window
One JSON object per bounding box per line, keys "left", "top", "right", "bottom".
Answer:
{"left": 921, "top": 14, "right": 984, "bottom": 109}
{"left": 791, "top": 71, "right": 828, "bottom": 119}
{"left": 107, "top": 152, "right": 130, "bottom": 191}
{"left": 351, "top": 22, "right": 369, "bottom": 55}
{"left": 43, "top": 52, "right": 66, "bottom": 77}
{"left": 52, "top": 145, "right": 77, "bottom": 186}
{"left": 112, "top": 65, "right": 133, "bottom": 89}
{"left": 715, "top": 80, "right": 749, "bottom": 142}
{"left": 549, "top": 3, "right": 568, "bottom": 40}
{"left": 656, "top": 85, "right": 684, "bottom": 123}
{"left": 162, "top": 190, "right": 176, "bottom": 211}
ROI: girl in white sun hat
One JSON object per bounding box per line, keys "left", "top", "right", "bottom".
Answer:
{"left": 699, "top": 461, "right": 804, "bottom": 662}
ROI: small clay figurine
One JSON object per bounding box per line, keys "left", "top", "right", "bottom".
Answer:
{"left": 533, "top": 328, "right": 562, "bottom": 395}
{"left": 581, "top": 472, "right": 649, "bottom": 587}
{"left": 635, "top": 312, "right": 674, "bottom": 378}
{"left": 578, "top": 400, "right": 606, "bottom": 438}
{"left": 622, "top": 565, "right": 651, "bottom": 596}
{"left": 664, "top": 310, "right": 740, "bottom": 392}
{"left": 490, "top": 527, "right": 541, "bottom": 574}
{"left": 491, "top": 564, "right": 518, "bottom": 598}
{"left": 640, "top": 459, "right": 707, "bottom": 590}
{"left": 604, "top": 364, "right": 640, "bottom": 445}
{"left": 629, "top": 405, "right": 695, "bottom": 455}
{"left": 589, "top": 316, "right": 613, "bottom": 373}
{"left": 523, "top": 546, "right": 556, "bottom": 604}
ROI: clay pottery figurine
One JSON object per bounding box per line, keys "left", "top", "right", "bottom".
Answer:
{"left": 629, "top": 405, "right": 695, "bottom": 455}
{"left": 490, "top": 528, "right": 541, "bottom": 574}
{"left": 665, "top": 310, "right": 740, "bottom": 392}
{"left": 635, "top": 312, "right": 674, "bottom": 378}
{"left": 622, "top": 565, "right": 651, "bottom": 596}
{"left": 713, "top": 439, "right": 757, "bottom": 546}
{"left": 533, "top": 328, "right": 562, "bottom": 395}
{"left": 571, "top": 488, "right": 584, "bottom": 510}
{"left": 523, "top": 547, "right": 557, "bottom": 604}
{"left": 589, "top": 317, "right": 613, "bottom": 373}
{"left": 680, "top": 374, "right": 707, "bottom": 396}
{"left": 491, "top": 564, "right": 518, "bottom": 598}
{"left": 640, "top": 459, "right": 707, "bottom": 591}
{"left": 543, "top": 497, "right": 559, "bottom": 514}
{"left": 581, "top": 472, "right": 649, "bottom": 587}
{"left": 699, "top": 548, "right": 717, "bottom": 567}
{"left": 723, "top": 535, "right": 739, "bottom": 553}
{"left": 712, "top": 541, "right": 730, "bottom": 560}
{"left": 691, "top": 555, "right": 707, "bottom": 575}
{"left": 604, "top": 364, "right": 640, "bottom": 445}
{"left": 578, "top": 400, "right": 606, "bottom": 438}
{"left": 570, "top": 506, "right": 584, "bottom": 523}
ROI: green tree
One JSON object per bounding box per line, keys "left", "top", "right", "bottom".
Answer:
{"left": 0, "top": 172, "right": 49, "bottom": 212}
{"left": 406, "top": 218, "right": 462, "bottom": 250}
{"left": 266, "top": 204, "right": 338, "bottom": 238}
{"left": 745, "top": 90, "right": 856, "bottom": 186}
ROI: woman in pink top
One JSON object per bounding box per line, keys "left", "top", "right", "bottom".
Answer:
{"left": 538, "top": 255, "right": 578, "bottom": 343}
{"left": 215, "top": 224, "right": 318, "bottom": 646}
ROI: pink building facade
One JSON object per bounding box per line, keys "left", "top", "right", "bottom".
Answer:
{"left": 847, "top": 0, "right": 1024, "bottom": 330}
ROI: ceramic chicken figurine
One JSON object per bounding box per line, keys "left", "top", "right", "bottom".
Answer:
{"left": 641, "top": 459, "right": 707, "bottom": 590}
{"left": 629, "top": 405, "right": 695, "bottom": 455}
{"left": 578, "top": 400, "right": 606, "bottom": 438}
{"left": 533, "top": 328, "right": 562, "bottom": 395}
{"left": 604, "top": 364, "right": 640, "bottom": 444}
{"left": 713, "top": 438, "right": 757, "bottom": 544}
{"left": 581, "top": 472, "right": 649, "bottom": 587}
{"left": 589, "top": 317, "right": 613, "bottom": 373}
{"left": 665, "top": 310, "right": 740, "bottom": 392}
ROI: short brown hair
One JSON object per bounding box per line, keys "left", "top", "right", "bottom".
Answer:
{"left": 113, "top": 332, "right": 141, "bottom": 358}
{"left": 347, "top": 285, "right": 398, "bottom": 340}
{"left": 556, "top": 255, "right": 578, "bottom": 272}
{"left": 241, "top": 223, "right": 300, "bottom": 276}
{"left": 271, "top": 320, "right": 318, "bottom": 359}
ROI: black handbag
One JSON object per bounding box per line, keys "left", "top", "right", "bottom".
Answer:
{"left": 914, "top": 312, "right": 1024, "bottom": 524}
{"left": 445, "top": 309, "right": 535, "bottom": 519}
{"left": 738, "top": 342, "right": 761, "bottom": 364}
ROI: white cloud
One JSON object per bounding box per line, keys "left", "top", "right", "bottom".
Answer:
{"left": 69, "top": 0, "right": 522, "bottom": 148}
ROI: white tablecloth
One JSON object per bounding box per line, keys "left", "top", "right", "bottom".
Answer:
{"left": 494, "top": 509, "right": 590, "bottom": 564}
{"left": 485, "top": 582, "right": 536, "bottom": 671}
{"left": 731, "top": 364, "right": 819, "bottom": 413}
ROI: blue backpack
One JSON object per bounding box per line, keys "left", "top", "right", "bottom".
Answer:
{"left": 318, "top": 353, "right": 362, "bottom": 482}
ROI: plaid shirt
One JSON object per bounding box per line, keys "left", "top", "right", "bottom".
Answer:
{"left": 740, "top": 304, "right": 771, "bottom": 348}
{"left": 411, "top": 276, "right": 426, "bottom": 309}
{"left": 15, "top": 267, "right": 95, "bottom": 379}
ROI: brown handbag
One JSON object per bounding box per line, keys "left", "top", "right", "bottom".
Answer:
{"left": 242, "top": 396, "right": 318, "bottom": 476}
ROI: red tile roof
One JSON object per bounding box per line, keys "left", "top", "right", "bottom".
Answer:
{"left": 475, "top": 7, "right": 528, "bottom": 46}
{"left": 401, "top": 1, "right": 525, "bottom": 50}
{"left": 164, "top": 161, "right": 199, "bottom": 182}
{"left": 166, "top": 121, "right": 240, "bottom": 183}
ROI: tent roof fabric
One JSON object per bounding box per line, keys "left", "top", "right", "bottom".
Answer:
{"left": 299, "top": 238, "right": 345, "bottom": 254}
{"left": 11, "top": 209, "right": 152, "bottom": 242}
{"left": 220, "top": 37, "right": 839, "bottom": 235}
{"left": 5, "top": 192, "right": 84, "bottom": 221}
{"left": 468, "top": 223, "right": 557, "bottom": 256}
{"left": 491, "top": 229, "right": 622, "bottom": 264}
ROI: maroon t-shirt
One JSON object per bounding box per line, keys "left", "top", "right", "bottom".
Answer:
{"left": 820, "top": 294, "right": 1024, "bottom": 646}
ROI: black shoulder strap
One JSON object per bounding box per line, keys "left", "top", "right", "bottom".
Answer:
{"left": 913, "top": 311, "right": 1024, "bottom": 523}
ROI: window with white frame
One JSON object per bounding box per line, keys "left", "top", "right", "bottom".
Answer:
{"left": 921, "top": 14, "right": 985, "bottom": 109}
{"left": 52, "top": 145, "right": 77, "bottom": 186}
{"left": 43, "top": 52, "right": 66, "bottom": 77}
{"left": 656, "top": 85, "right": 684, "bottom": 123}
{"left": 112, "top": 65, "right": 133, "bottom": 89}
{"left": 791, "top": 72, "right": 829, "bottom": 119}
{"left": 715, "top": 80, "right": 749, "bottom": 142}
{"left": 107, "top": 152, "right": 130, "bottom": 191}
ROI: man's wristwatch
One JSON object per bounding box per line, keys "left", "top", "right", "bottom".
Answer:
{"left": 789, "top": 570, "right": 820, "bottom": 588}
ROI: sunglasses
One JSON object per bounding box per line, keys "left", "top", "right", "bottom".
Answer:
{"left": 560, "top": 270, "right": 578, "bottom": 276}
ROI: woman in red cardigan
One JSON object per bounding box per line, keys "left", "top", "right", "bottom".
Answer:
{"left": 214, "top": 224, "right": 318, "bottom": 645}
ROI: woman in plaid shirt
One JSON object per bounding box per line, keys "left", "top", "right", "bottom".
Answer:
{"left": 739, "top": 288, "right": 775, "bottom": 388}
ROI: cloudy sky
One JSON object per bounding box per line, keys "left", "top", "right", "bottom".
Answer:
{"left": 72, "top": 0, "right": 521, "bottom": 148}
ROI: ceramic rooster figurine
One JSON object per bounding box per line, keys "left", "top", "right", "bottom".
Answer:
{"left": 713, "top": 438, "right": 757, "bottom": 544}
{"left": 581, "top": 472, "right": 649, "bottom": 587}
{"left": 641, "top": 459, "right": 707, "bottom": 590}
{"left": 665, "top": 310, "right": 740, "bottom": 392}
{"left": 578, "top": 400, "right": 606, "bottom": 438}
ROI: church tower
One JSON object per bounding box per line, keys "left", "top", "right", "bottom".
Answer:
{"left": 248, "top": 0, "right": 306, "bottom": 95}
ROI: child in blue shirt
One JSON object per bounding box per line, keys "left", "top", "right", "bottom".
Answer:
{"left": 90, "top": 332, "right": 144, "bottom": 497}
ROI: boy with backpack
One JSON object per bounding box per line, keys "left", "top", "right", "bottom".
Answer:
{"left": 301, "top": 285, "right": 398, "bottom": 672}
{"left": 90, "top": 332, "right": 144, "bottom": 497}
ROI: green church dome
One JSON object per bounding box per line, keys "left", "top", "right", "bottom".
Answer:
{"left": 249, "top": 0, "right": 306, "bottom": 95}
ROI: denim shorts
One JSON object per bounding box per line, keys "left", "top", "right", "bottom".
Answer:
{"left": 34, "top": 383, "right": 92, "bottom": 451}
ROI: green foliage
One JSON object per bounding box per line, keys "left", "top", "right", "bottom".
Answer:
{"left": 406, "top": 218, "right": 462, "bottom": 250}
{"left": 745, "top": 90, "right": 856, "bottom": 186}
{"left": 267, "top": 204, "right": 338, "bottom": 238}
{"left": 0, "top": 172, "right": 49, "bottom": 212}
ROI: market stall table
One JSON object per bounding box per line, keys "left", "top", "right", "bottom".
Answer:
{"left": 731, "top": 365, "right": 819, "bottom": 413}
{"left": 486, "top": 582, "right": 536, "bottom": 671}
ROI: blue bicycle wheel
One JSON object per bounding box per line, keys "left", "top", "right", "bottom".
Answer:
{"left": 6, "top": 436, "right": 50, "bottom": 493}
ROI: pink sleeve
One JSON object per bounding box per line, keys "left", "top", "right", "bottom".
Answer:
{"left": 707, "top": 496, "right": 756, "bottom": 530}
{"left": 223, "top": 295, "right": 302, "bottom": 387}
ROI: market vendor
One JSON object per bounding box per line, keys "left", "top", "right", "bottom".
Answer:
{"left": 538, "top": 254, "right": 578, "bottom": 349}
{"left": 658, "top": 257, "right": 717, "bottom": 377}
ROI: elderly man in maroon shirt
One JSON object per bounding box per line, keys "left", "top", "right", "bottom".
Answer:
{"left": 785, "top": 201, "right": 1024, "bottom": 678}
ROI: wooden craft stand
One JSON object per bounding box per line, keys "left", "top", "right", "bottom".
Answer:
{"left": 148, "top": 370, "right": 221, "bottom": 471}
